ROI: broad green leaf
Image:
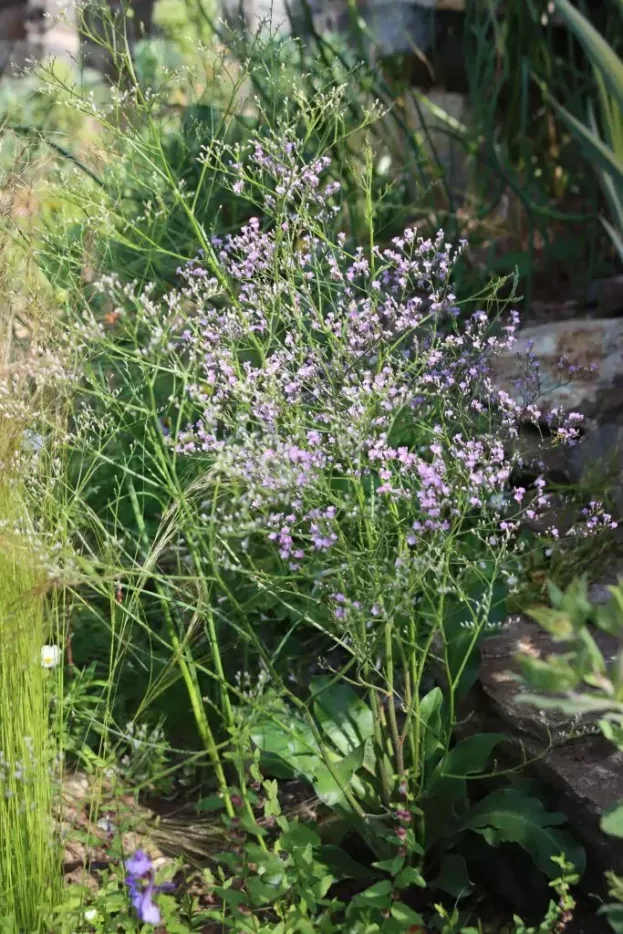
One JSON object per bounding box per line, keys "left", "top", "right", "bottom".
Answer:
{"left": 390, "top": 902, "right": 425, "bottom": 926}
{"left": 555, "top": 0, "right": 623, "bottom": 113}
{"left": 317, "top": 845, "right": 377, "bottom": 881}
{"left": 352, "top": 879, "right": 393, "bottom": 906}
{"left": 610, "top": 916, "right": 623, "bottom": 934}
{"left": 314, "top": 875, "right": 336, "bottom": 900}
{"left": 312, "top": 742, "right": 365, "bottom": 807}
{"left": 420, "top": 686, "right": 443, "bottom": 722}
{"left": 217, "top": 888, "right": 248, "bottom": 909}
{"left": 246, "top": 875, "right": 287, "bottom": 904}
{"left": 362, "top": 735, "right": 378, "bottom": 774}
{"left": 196, "top": 794, "right": 225, "bottom": 812}
{"left": 421, "top": 774, "right": 467, "bottom": 848}
{"left": 432, "top": 854, "right": 472, "bottom": 898}
{"left": 442, "top": 733, "right": 508, "bottom": 778}
{"left": 601, "top": 802, "right": 623, "bottom": 838}
{"left": 419, "top": 687, "right": 446, "bottom": 761}
{"left": 251, "top": 714, "right": 321, "bottom": 783}
{"left": 240, "top": 814, "right": 268, "bottom": 836}
{"left": 281, "top": 822, "right": 321, "bottom": 849}
{"left": 463, "top": 788, "right": 585, "bottom": 877}
{"left": 381, "top": 750, "right": 396, "bottom": 796}
{"left": 311, "top": 677, "right": 375, "bottom": 756}
{"left": 599, "top": 904, "right": 623, "bottom": 933}
{"left": 373, "top": 854, "right": 405, "bottom": 875}
{"left": 395, "top": 866, "right": 426, "bottom": 889}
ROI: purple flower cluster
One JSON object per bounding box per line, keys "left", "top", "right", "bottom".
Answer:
{"left": 223, "top": 132, "right": 341, "bottom": 215}
{"left": 98, "top": 140, "right": 616, "bottom": 630}
{"left": 125, "top": 850, "right": 175, "bottom": 925}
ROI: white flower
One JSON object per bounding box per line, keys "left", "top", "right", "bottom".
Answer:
{"left": 41, "top": 645, "right": 61, "bottom": 669}
{"left": 84, "top": 907, "right": 99, "bottom": 922}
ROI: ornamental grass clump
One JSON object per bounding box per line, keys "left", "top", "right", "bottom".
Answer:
{"left": 0, "top": 512, "right": 61, "bottom": 934}
{"left": 53, "top": 118, "right": 614, "bottom": 899}
{"left": 0, "top": 361, "right": 64, "bottom": 931}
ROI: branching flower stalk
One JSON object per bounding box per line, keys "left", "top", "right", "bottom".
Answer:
{"left": 126, "top": 477, "right": 237, "bottom": 820}
{"left": 51, "top": 110, "right": 616, "bottom": 871}
{"left": 137, "top": 380, "right": 270, "bottom": 844}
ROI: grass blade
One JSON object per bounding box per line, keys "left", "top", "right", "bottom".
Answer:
{"left": 554, "top": 0, "right": 623, "bottom": 113}
{"left": 547, "top": 93, "right": 623, "bottom": 188}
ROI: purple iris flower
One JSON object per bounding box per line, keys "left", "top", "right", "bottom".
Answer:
{"left": 125, "top": 849, "right": 175, "bottom": 926}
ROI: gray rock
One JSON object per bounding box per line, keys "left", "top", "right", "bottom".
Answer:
{"left": 587, "top": 556, "right": 623, "bottom": 605}
{"left": 512, "top": 420, "right": 623, "bottom": 521}
{"left": 565, "top": 423, "right": 623, "bottom": 517}
{"left": 514, "top": 426, "right": 571, "bottom": 479}
{"left": 356, "top": 1, "right": 432, "bottom": 56}
{"left": 586, "top": 275, "right": 623, "bottom": 319}
{"left": 489, "top": 318, "right": 623, "bottom": 427}
{"left": 221, "top": 0, "right": 433, "bottom": 55}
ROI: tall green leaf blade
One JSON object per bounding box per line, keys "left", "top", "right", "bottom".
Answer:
{"left": 549, "top": 96, "right": 623, "bottom": 189}
{"left": 596, "top": 127, "right": 623, "bottom": 225}
{"left": 555, "top": 0, "right": 623, "bottom": 113}
{"left": 593, "top": 76, "right": 623, "bottom": 157}
{"left": 414, "top": 90, "right": 470, "bottom": 136}
{"left": 602, "top": 214, "right": 623, "bottom": 264}
{"left": 463, "top": 788, "right": 586, "bottom": 877}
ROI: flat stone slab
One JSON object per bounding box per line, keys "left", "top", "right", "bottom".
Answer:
{"left": 472, "top": 614, "right": 623, "bottom": 877}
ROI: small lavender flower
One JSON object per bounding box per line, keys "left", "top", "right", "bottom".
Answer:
{"left": 125, "top": 850, "right": 175, "bottom": 926}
